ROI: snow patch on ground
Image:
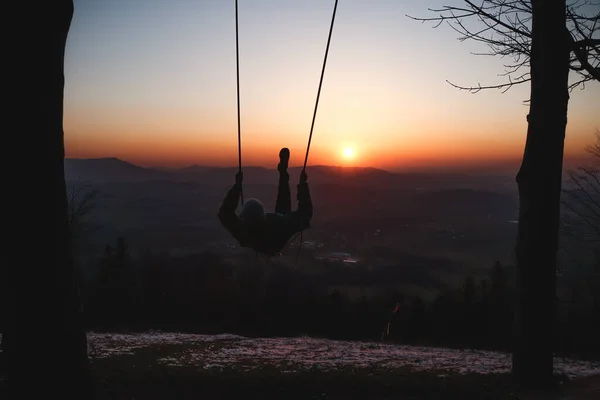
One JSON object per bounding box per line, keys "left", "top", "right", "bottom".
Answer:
{"left": 87, "top": 332, "right": 600, "bottom": 378}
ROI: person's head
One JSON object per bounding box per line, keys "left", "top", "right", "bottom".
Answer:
{"left": 240, "top": 198, "right": 266, "bottom": 227}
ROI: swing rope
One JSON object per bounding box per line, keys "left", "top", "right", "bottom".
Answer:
{"left": 303, "top": 0, "right": 339, "bottom": 171}
{"left": 295, "top": 0, "right": 338, "bottom": 265}
{"left": 235, "top": 0, "right": 338, "bottom": 177}
{"left": 235, "top": 0, "right": 243, "bottom": 204}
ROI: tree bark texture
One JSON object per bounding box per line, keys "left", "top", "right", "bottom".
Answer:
{"left": 512, "top": 0, "right": 571, "bottom": 389}
{"left": 4, "top": 1, "right": 93, "bottom": 398}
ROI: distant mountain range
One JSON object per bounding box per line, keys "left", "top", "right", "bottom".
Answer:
{"left": 64, "top": 157, "right": 517, "bottom": 191}
{"left": 63, "top": 158, "right": 520, "bottom": 260}
{"left": 65, "top": 158, "right": 169, "bottom": 182}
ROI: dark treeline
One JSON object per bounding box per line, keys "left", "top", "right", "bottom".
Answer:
{"left": 77, "top": 236, "right": 599, "bottom": 360}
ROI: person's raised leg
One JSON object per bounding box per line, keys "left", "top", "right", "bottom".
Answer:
{"left": 275, "top": 148, "right": 292, "bottom": 214}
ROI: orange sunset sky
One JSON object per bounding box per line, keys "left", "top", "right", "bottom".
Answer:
{"left": 64, "top": 0, "right": 599, "bottom": 171}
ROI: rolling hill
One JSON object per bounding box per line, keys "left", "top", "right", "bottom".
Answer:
{"left": 64, "top": 158, "right": 517, "bottom": 192}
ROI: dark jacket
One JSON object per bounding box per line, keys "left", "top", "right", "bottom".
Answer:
{"left": 218, "top": 182, "right": 313, "bottom": 256}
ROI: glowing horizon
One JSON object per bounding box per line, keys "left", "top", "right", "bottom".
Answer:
{"left": 64, "top": 0, "right": 599, "bottom": 171}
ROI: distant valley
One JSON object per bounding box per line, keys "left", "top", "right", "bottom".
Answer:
{"left": 66, "top": 158, "right": 520, "bottom": 279}
{"left": 65, "top": 157, "right": 518, "bottom": 191}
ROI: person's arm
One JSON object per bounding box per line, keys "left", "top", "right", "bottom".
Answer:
{"left": 218, "top": 173, "right": 245, "bottom": 242}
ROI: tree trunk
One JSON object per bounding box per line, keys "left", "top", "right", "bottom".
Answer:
{"left": 4, "top": 1, "right": 93, "bottom": 398}
{"left": 512, "top": 0, "right": 571, "bottom": 389}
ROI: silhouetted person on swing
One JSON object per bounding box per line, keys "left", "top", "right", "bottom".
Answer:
{"left": 218, "top": 148, "right": 313, "bottom": 256}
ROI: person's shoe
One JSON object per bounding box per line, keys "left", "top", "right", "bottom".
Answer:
{"left": 278, "top": 148, "right": 290, "bottom": 171}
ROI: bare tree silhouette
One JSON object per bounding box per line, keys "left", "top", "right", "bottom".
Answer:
{"left": 561, "top": 131, "right": 600, "bottom": 347}
{"left": 66, "top": 181, "right": 101, "bottom": 293}
{"left": 407, "top": 0, "right": 599, "bottom": 95}
{"left": 408, "top": 0, "right": 599, "bottom": 389}
{"left": 67, "top": 182, "right": 99, "bottom": 230}
{"left": 562, "top": 130, "right": 600, "bottom": 261}
{"left": 67, "top": 181, "right": 100, "bottom": 252}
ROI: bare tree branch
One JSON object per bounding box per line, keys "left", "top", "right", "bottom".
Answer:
{"left": 561, "top": 129, "right": 600, "bottom": 260}
{"left": 407, "top": 0, "right": 600, "bottom": 95}
{"left": 67, "top": 180, "right": 100, "bottom": 242}
{"left": 446, "top": 76, "right": 531, "bottom": 93}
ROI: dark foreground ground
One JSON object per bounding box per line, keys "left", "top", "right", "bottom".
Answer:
{"left": 2, "top": 362, "right": 598, "bottom": 400}
{"left": 86, "top": 332, "right": 600, "bottom": 399}
{"left": 2, "top": 331, "right": 599, "bottom": 399}
{"left": 96, "top": 365, "right": 509, "bottom": 399}
{"left": 93, "top": 358, "right": 598, "bottom": 400}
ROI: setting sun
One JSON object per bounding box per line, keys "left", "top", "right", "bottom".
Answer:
{"left": 343, "top": 147, "right": 355, "bottom": 159}
{"left": 62, "top": 0, "right": 598, "bottom": 171}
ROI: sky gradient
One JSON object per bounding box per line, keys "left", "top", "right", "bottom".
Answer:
{"left": 64, "top": 0, "right": 599, "bottom": 171}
